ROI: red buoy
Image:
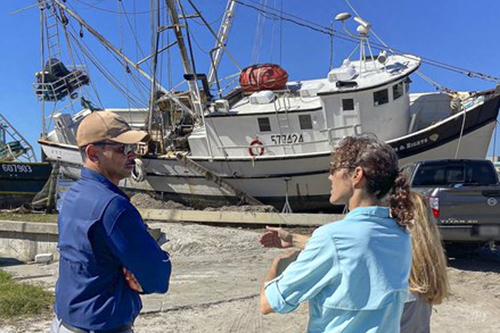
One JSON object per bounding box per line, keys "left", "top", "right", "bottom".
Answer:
{"left": 239, "top": 64, "right": 288, "bottom": 93}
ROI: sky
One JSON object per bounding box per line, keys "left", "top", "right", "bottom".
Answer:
{"left": 1, "top": 0, "right": 499, "bottom": 161}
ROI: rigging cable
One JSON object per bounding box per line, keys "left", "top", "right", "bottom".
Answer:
{"left": 66, "top": 2, "right": 148, "bottom": 104}
{"left": 74, "top": 0, "right": 165, "bottom": 15}
{"left": 65, "top": 21, "right": 105, "bottom": 108}
{"left": 118, "top": 0, "right": 149, "bottom": 71}
{"left": 118, "top": 0, "right": 132, "bottom": 111}
{"left": 65, "top": 1, "right": 151, "bottom": 101}
{"left": 185, "top": 0, "right": 242, "bottom": 70}
{"left": 69, "top": 30, "right": 146, "bottom": 107}
{"left": 279, "top": 0, "right": 283, "bottom": 64}
{"left": 234, "top": 0, "right": 500, "bottom": 83}
{"left": 251, "top": 0, "right": 268, "bottom": 63}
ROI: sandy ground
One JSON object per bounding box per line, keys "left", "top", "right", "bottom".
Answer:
{"left": 1, "top": 222, "right": 500, "bottom": 332}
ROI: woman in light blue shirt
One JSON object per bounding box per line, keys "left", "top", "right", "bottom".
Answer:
{"left": 260, "top": 136, "right": 414, "bottom": 333}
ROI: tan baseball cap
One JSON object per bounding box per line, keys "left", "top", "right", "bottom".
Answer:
{"left": 76, "top": 111, "right": 149, "bottom": 147}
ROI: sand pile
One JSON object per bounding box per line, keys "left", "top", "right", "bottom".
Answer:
{"left": 151, "top": 222, "right": 263, "bottom": 257}
{"left": 131, "top": 193, "right": 192, "bottom": 210}
{"left": 131, "top": 192, "right": 276, "bottom": 212}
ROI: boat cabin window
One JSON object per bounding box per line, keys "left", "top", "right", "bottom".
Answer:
{"left": 299, "top": 114, "right": 313, "bottom": 130}
{"left": 393, "top": 82, "right": 404, "bottom": 100}
{"left": 342, "top": 98, "right": 355, "bottom": 111}
{"left": 258, "top": 117, "right": 271, "bottom": 132}
{"left": 404, "top": 77, "right": 411, "bottom": 93}
{"left": 373, "top": 89, "right": 389, "bottom": 106}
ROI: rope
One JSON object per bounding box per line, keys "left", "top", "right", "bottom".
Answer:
{"left": 493, "top": 120, "right": 498, "bottom": 161}
{"left": 454, "top": 106, "right": 468, "bottom": 158}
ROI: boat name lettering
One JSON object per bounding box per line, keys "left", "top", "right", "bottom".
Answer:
{"left": 270, "top": 133, "right": 304, "bottom": 145}
{"left": 1, "top": 164, "right": 33, "bottom": 173}
{"left": 394, "top": 138, "right": 429, "bottom": 152}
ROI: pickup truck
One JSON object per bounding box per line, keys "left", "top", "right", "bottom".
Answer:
{"left": 402, "top": 159, "right": 500, "bottom": 243}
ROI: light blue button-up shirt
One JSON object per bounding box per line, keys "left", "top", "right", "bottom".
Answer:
{"left": 265, "top": 206, "right": 412, "bottom": 333}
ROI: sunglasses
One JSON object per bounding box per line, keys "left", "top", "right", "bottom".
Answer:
{"left": 94, "top": 142, "right": 137, "bottom": 155}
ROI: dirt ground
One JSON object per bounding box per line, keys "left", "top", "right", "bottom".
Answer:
{"left": 1, "top": 222, "right": 500, "bottom": 332}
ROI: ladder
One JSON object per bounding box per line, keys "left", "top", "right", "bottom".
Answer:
{"left": 40, "top": 0, "right": 63, "bottom": 68}
{"left": 0, "top": 113, "right": 37, "bottom": 162}
{"left": 175, "top": 152, "right": 264, "bottom": 206}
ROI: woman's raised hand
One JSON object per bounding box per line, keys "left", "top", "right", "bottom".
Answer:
{"left": 260, "top": 226, "right": 293, "bottom": 248}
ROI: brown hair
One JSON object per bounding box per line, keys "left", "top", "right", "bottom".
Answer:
{"left": 408, "top": 192, "right": 449, "bottom": 304}
{"left": 332, "top": 136, "right": 413, "bottom": 227}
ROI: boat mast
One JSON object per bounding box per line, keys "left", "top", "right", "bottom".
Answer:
{"left": 148, "top": 0, "right": 161, "bottom": 133}
{"left": 39, "top": 2, "right": 47, "bottom": 137}
{"left": 166, "top": 0, "right": 214, "bottom": 159}
{"left": 165, "top": 0, "right": 203, "bottom": 117}
{"left": 207, "top": 0, "right": 237, "bottom": 87}
{"left": 49, "top": 0, "right": 195, "bottom": 118}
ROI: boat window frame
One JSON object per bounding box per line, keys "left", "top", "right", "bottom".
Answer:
{"left": 404, "top": 77, "right": 412, "bottom": 94}
{"left": 373, "top": 88, "right": 389, "bottom": 107}
{"left": 342, "top": 98, "right": 355, "bottom": 111}
{"left": 257, "top": 117, "right": 272, "bottom": 132}
{"left": 392, "top": 82, "right": 404, "bottom": 100}
{"left": 298, "top": 114, "right": 313, "bottom": 130}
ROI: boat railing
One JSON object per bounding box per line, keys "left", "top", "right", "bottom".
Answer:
{"left": 321, "top": 124, "right": 362, "bottom": 146}
{"left": 34, "top": 66, "right": 90, "bottom": 102}
{"left": 273, "top": 93, "right": 293, "bottom": 112}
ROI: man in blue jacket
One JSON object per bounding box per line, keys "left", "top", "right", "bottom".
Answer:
{"left": 51, "top": 111, "right": 171, "bottom": 333}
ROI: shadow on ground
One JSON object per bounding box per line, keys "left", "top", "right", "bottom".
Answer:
{"left": 446, "top": 243, "right": 500, "bottom": 273}
{"left": 0, "top": 257, "right": 24, "bottom": 267}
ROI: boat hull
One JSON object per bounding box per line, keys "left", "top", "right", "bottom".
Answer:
{"left": 39, "top": 93, "right": 500, "bottom": 212}
{"left": 0, "top": 162, "right": 52, "bottom": 209}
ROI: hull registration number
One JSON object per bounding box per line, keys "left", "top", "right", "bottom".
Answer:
{"left": 1, "top": 164, "right": 33, "bottom": 173}
{"left": 270, "top": 133, "right": 304, "bottom": 145}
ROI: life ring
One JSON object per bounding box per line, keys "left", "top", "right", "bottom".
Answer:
{"left": 131, "top": 158, "right": 146, "bottom": 182}
{"left": 248, "top": 139, "right": 265, "bottom": 157}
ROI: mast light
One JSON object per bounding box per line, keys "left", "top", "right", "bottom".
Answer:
{"left": 354, "top": 16, "right": 371, "bottom": 29}
{"left": 334, "top": 12, "right": 352, "bottom": 22}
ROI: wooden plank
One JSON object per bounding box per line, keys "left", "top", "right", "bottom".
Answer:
{"left": 138, "top": 209, "right": 344, "bottom": 226}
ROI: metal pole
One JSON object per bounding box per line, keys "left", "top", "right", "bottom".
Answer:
{"left": 39, "top": 2, "right": 47, "bottom": 137}
{"left": 165, "top": 0, "right": 202, "bottom": 115}
{"left": 166, "top": 0, "right": 214, "bottom": 158}
{"left": 207, "top": 0, "right": 237, "bottom": 86}
{"left": 148, "top": 0, "right": 161, "bottom": 133}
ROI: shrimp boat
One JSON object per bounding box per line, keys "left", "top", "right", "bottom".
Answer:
{"left": 0, "top": 113, "right": 52, "bottom": 209}
{"left": 35, "top": 1, "right": 500, "bottom": 212}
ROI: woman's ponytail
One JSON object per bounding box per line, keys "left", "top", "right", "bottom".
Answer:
{"left": 389, "top": 171, "right": 414, "bottom": 228}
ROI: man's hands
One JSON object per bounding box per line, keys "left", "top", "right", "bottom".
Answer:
{"left": 123, "top": 268, "right": 143, "bottom": 293}
{"left": 260, "top": 226, "right": 293, "bottom": 248}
